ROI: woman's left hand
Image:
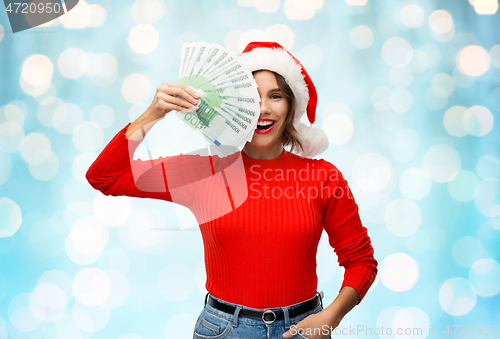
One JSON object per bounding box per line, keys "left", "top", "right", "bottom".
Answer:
{"left": 282, "top": 309, "right": 340, "bottom": 338}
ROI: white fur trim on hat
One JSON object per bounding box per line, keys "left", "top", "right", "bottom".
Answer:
{"left": 240, "top": 47, "right": 309, "bottom": 122}
{"left": 240, "top": 46, "right": 329, "bottom": 158}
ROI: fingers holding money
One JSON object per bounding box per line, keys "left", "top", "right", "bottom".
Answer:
{"left": 155, "top": 92, "right": 192, "bottom": 113}
{"left": 163, "top": 81, "right": 201, "bottom": 99}
{"left": 161, "top": 81, "right": 200, "bottom": 108}
{"left": 152, "top": 82, "right": 200, "bottom": 116}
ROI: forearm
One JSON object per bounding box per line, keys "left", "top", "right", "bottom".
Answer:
{"left": 322, "top": 286, "right": 359, "bottom": 327}
{"left": 125, "top": 104, "right": 164, "bottom": 141}
{"left": 86, "top": 123, "right": 139, "bottom": 194}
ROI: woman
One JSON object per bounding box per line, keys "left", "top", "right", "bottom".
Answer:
{"left": 86, "top": 41, "right": 378, "bottom": 339}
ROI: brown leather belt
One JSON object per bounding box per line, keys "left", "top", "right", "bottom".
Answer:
{"left": 206, "top": 293, "right": 322, "bottom": 324}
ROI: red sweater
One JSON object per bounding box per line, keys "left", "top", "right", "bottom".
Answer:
{"left": 86, "top": 123, "right": 378, "bottom": 309}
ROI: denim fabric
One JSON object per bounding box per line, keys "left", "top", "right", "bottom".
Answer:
{"left": 192, "top": 291, "right": 332, "bottom": 339}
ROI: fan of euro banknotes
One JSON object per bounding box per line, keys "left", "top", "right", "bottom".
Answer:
{"left": 175, "top": 42, "right": 261, "bottom": 157}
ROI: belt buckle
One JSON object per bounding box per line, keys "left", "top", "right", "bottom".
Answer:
{"left": 262, "top": 309, "right": 276, "bottom": 324}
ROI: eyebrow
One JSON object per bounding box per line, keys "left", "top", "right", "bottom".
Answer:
{"left": 258, "top": 88, "right": 282, "bottom": 95}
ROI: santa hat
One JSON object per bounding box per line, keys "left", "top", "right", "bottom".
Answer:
{"left": 240, "top": 41, "right": 329, "bottom": 158}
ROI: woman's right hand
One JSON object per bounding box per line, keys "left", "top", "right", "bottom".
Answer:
{"left": 150, "top": 81, "right": 200, "bottom": 119}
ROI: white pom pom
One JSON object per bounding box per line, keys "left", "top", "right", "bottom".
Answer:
{"left": 293, "top": 120, "right": 329, "bottom": 158}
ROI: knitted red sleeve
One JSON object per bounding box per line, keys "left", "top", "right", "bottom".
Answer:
{"left": 321, "top": 161, "right": 378, "bottom": 305}
{"left": 85, "top": 123, "right": 174, "bottom": 201}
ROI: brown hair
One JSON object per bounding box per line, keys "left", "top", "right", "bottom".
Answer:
{"left": 252, "top": 70, "right": 304, "bottom": 154}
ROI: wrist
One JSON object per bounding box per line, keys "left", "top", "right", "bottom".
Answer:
{"left": 321, "top": 286, "right": 360, "bottom": 327}
{"left": 322, "top": 304, "right": 343, "bottom": 327}
{"left": 146, "top": 104, "right": 166, "bottom": 120}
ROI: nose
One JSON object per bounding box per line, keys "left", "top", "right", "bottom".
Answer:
{"left": 259, "top": 98, "right": 271, "bottom": 115}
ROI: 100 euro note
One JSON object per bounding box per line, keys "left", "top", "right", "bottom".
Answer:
{"left": 174, "top": 42, "right": 260, "bottom": 157}
{"left": 174, "top": 93, "right": 259, "bottom": 157}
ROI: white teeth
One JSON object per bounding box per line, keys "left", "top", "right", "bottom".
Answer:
{"left": 257, "top": 121, "right": 274, "bottom": 126}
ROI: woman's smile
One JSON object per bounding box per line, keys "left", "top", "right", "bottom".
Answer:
{"left": 255, "top": 118, "right": 276, "bottom": 134}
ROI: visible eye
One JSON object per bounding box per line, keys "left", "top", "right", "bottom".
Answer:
{"left": 271, "top": 94, "right": 281, "bottom": 99}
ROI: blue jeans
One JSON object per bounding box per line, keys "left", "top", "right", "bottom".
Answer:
{"left": 192, "top": 291, "right": 332, "bottom": 339}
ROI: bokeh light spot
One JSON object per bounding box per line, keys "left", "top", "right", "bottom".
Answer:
{"left": 90, "top": 105, "right": 115, "bottom": 129}
{"left": 490, "top": 45, "right": 500, "bottom": 68}
{"left": 72, "top": 122, "right": 104, "bottom": 153}
{"left": 439, "top": 277, "right": 476, "bottom": 316}
{"left": 265, "top": 24, "right": 295, "bottom": 50}
{"left": 321, "top": 114, "right": 353, "bottom": 145}
{"left": 122, "top": 74, "right": 153, "bottom": 104}
{"left": 457, "top": 45, "right": 491, "bottom": 76}
{"left": 382, "top": 37, "right": 413, "bottom": 68}
{"left": 72, "top": 300, "right": 111, "bottom": 331}
{"left": 66, "top": 215, "right": 108, "bottom": 265}
{"left": 20, "top": 132, "right": 51, "bottom": 165}
{"left": 8, "top": 293, "right": 43, "bottom": 331}
{"left": 423, "top": 144, "right": 461, "bottom": 183}
{"left": 346, "top": 0, "right": 367, "bottom": 5}
{"left": 384, "top": 199, "right": 422, "bottom": 237}
{"left": 447, "top": 170, "right": 480, "bottom": 202}
{"left": 473, "top": 178, "right": 500, "bottom": 217}
{"left": 104, "top": 270, "right": 129, "bottom": 308}
{"left": 73, "top": 267, "right": 110, "bottom": 306}
{"left": 474, "top": 0, "right": 499, "bottom": 14}
{"left": 352, "top": 153, "right": 392, "bottom": 192}
{"left": 463, "top": 105, "right": 494, "bottom": 136}
{"left": 350, "top": 25, "right": 374, "bottom": 49}
{"left": 389, "top": 88, "right": 413, "bottom": 113}
{"left": 400, "top": 4, "right": 425, "bottom": 28}
{"left": 73, "top": 152, "right": 97, "bottom": 183}
{"left": 371, "top": 86, "right": 392, "bottom": 111}
{"left": 58, "top": 48, "right": 89, "bottom": 79}
{"left": 431, "top": 73, "right": 455, "bottom": 97}
{"left": 60, "top": 0, "right": 92, "bottom": 28}
{"left": 29, "top": 151, "right": 60, "bottom": 181}
{"left": 0, "top": 151, "right": 11, "bottom": 185}
{"left": 452, "top": 236, "right": 485, "bottom": 268}
{"left": 132, "top": 0, "right": 166, "bottom": 24}
{"left": 468, "top": 258, "right": 500, "bottom": 296}
{"left": 0, "top": 122, "right": 24, "bottom": 153}
{"left": 399, "top": 167, "right": 431, "bottom": 200}
{"left": 444, "top": 106, "right": 468, "bottom": 137}
{"left": 0, "top": 198, "right": 22, "bottom": 238}
{"left": 21, "top": 54, "right": 53, "bottom": 87}
{"left": 256, "top": 0, "right": 279, "bottom": 12}
{"left": 476, "top": 154, "right": 500, "bottom": 179}
{"left": 298, "top": 44, "right": 323, "bottom": 69}
{"left": 93, "top": 193, "right": 132, "bottom": 227}
{"left": 283, "top": 0, "right": 316, "bottom": 20}
{"left": 88, "top": 4, "right": 107, "bottom": 27}
{"left": 380, "top": 253, "right": 419, "bottom": 291}
{"left": 53, "top": 103, "right": 84, "bottom": 134}
{"left": 128, "top": 24, "right": 159, "bottom": 54}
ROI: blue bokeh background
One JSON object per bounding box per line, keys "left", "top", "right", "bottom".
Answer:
{"left": 1, "top": 0, "right": 500, "bottom": 338}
